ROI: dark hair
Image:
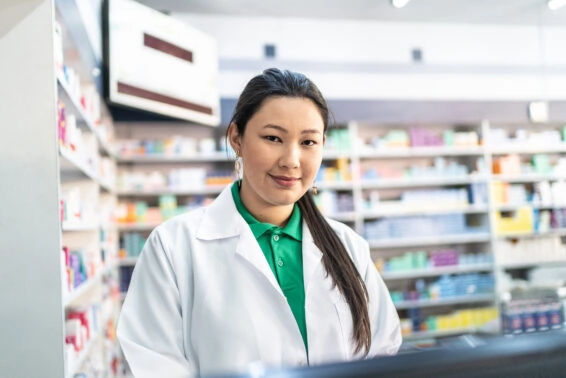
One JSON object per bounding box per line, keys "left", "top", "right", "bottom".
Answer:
{"left": 227, "top": 68, "right": 371, "bottom": 355}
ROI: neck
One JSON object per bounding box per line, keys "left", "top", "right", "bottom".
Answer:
{"left": 252, "top": 206, "right": 293, "bottom": 228}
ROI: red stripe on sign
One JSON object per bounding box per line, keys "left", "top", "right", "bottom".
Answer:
{"left": 117, "top": 82, "right": 213, "bottom": 115}
{"left": 144, "top": 33, "right": 193, "bottom": 63}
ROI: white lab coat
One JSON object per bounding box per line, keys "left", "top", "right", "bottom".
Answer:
{"left": 117, "top": 186, "right": 401, "bottom": 378}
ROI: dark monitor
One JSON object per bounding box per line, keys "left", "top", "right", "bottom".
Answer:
{"left": 203, "top": 329, "right": 566, "bottom": 378}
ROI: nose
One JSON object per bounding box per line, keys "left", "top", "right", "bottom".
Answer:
{"left": 279, "top": 144, "right": 300, "bottom": 169}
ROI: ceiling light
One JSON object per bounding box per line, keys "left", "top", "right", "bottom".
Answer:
{"left": 548, "top": 0, "right": 566, "bottom": 10}
{"left": 391, "top": 0, "right": 411, "bottom": 9}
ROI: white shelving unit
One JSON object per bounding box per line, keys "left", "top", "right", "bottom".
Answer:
{"left": 363, "top": 204, "right": 489, "bottom": 218}
{"left": 395, "top": 294, "right": 497, "bottom": 310}
{"left": 403, "top": 327, "right": 482, "bottom": 342}
{"left": 0, "top": 1, "right": 121, "bottom": 376}
{"left": 381, "top": 263, "right": 494, "bottom": 281}
{"left": 360, "top": 175, "right": 488, "bottom": 189}
{"left": 368, "top": 233, "right": 492, "bottom": 249}
{"left": 117, "top": 152, "right": 228, "bottom": 163}
{"left": 64, "top": 263, "right": 117, "bottom": 308}
{"left": 0, "top": 0, "right": 123, "bottom": 378}
{"left": 117, "top": 186, "right": 225, "bottom": 196}
{"left": 358, "top": 146, "right": 485, "bottom": 158}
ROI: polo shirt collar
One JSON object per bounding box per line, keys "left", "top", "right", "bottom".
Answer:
{"left": 231, "top": 182, "right": 302, "bottom": 241}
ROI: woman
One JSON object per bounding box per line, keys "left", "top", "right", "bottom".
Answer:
{"left": 117, "top": 68, "right": 401, "bottom": 378}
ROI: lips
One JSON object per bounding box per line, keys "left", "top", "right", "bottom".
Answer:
{"left": 270, "top": 174, "right": 299, "bottom": 188}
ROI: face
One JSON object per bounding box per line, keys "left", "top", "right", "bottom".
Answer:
{"left": 229, "top": 96, "right": 325, "bottom": 225}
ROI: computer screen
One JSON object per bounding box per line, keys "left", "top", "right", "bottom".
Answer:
{"left": 203, "top": 329, "right": 566, "bottom": 378}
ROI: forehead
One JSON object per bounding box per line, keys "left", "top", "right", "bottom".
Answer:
{"left": 250, "top": 96, "right": 325, "bottom": 130}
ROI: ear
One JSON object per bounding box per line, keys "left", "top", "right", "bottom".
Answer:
{"left": 322, "top": 134, "right": 326, "bottom": 147}
{"left": 228, "top": 122, "right": 242, "bottom": 155}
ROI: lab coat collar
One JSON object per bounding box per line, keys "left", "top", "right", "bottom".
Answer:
{"left": 196, "top": 185, "right": 285, "bottom": 296}
{"left": 196, "top": 185, "right": 241, "bottom": 240}
{"left": 196, "top": 185, "right": 323, "bottom": 298}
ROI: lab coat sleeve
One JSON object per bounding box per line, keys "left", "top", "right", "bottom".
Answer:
{"left": 362, "top": 242, "right": 403, "bottom": 356}
{"left": 117, "top": 229, "right": 194, "bottom": 378}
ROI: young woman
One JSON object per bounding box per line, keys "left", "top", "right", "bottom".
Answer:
{"left": 117, "top": 68, "right": 401, "bottom": 377}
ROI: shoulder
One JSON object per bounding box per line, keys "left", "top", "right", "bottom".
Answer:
{"left": 143, "top": 208, "right": 207, "bottom": 255}
{"left": 151, "top": 184, "right": 236, "bottom": 240}
{"left": 153, "top": 207, "right": 206, "bottom": 235}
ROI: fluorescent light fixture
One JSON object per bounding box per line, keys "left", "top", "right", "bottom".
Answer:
{"left": 391, "top": 0, "right": 411, "bottom": 9}
{"left": 548, "top": 0, "right": 566, "bottom": 10}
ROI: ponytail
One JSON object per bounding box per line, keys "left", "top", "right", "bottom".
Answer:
{"left": 297, "top": 193, "right": 371, "bottom": 355}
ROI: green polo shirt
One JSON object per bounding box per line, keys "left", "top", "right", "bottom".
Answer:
{"left": 231, "top": 183, "right": 308, "bottom": 351}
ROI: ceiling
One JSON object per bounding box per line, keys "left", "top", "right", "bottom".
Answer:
{"left": 138, "top": 0, "right": 566, "bottom": 26}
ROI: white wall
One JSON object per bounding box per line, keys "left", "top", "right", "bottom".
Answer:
{"left": 172, "top": 14, "right": 566, "bottom": 101}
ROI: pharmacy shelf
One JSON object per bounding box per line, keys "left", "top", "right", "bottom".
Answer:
{"left": 360, "top": 175, "right": 488, "bottom": 189}
{"left": 68, "top": 326, "right": 103, "bottom": 377}
{"left": 326, "top": 212, "right": 357, "bottom": 223}
{"left": 395, "top": 293, "right": 496, "bottom": 310}
{"left": 56, "top": 72, "right": 115, "bottom": 158}
{"left": 118, "top": 257, "right": 139, "bottom": 266}
{"left": 117, "top": 152, "right": 230, "bottom": 163}
{"left": 117, "top": 186, "right": 226, "bottom": 196}
{"left": 380, "top": 263, "right": 494, "bottom": 281}
{"left": 358, "top": 146, "right": 485, "bottom": 158}
{"left": 496, "top": 259, "right": 566, "bottom": 270}
{"left": 363, "top": 204, "right": 489, "bottom": 218}
{"left": 117, "top": 223, "right": 160, "bottom": 231}
{"left": 488, "top": 143, "right": 566, "bottom": 155}
{"left": 492, "top": 173, "right": 566, "bottom": 183}
{"left": 59, "top": 147, "right": 115, "bottom": 193}
{"left": 64, "top": 263, "right": 116, "bottom": 308}
{"left": 317, "top": 181, "right": 354, "bottom": 191}
{"left": 368, "top": 232, "right": 492, "bottom": 249}
{"left": 494, "top": 203, "right": 566, "bottom": 211}
{"left": 496, "top": 227, "right": 566, "bottom": 239}
{"left": 403, "top": 327, "right": 479, "bottom": 341}
{"left": 62, "top": 221, "right": 100, "bottom": 232}
{"left": 67, "top": 306, "right": 115, "bottom": 377}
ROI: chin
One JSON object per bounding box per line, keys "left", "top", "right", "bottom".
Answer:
{"left": 268, "top": 192, "right": 304, "bottom": 206}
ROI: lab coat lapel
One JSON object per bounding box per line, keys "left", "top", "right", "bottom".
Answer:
{"left": 197, "top": 185, "right": 284, "bottom": 297}
{"left": 235, "top": 228, "right": 284, "bottom": 297}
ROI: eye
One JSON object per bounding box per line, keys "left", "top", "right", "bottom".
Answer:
{"left": 302, "top": 139, "right": 317, "bottom": 146}
{"left": 265, "top": 135, "right": 282, "bottom": 143}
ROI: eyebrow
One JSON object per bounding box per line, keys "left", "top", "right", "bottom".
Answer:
{"left": 263, "top": 124, "right": 322, "bottom": 135}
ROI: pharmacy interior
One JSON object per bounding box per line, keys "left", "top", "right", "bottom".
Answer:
{"left": 2, "top": 0, "right": 566, "bottom": 377}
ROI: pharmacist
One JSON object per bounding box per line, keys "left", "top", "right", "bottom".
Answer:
{"left": 117, "top": 68, "right": 401, "bottom": 377}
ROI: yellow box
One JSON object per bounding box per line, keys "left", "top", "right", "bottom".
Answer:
{"left": 495, "top": 207, "right": 533, "bottom": 235}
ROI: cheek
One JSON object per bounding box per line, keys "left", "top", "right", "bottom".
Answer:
{"left": 303, "top": 158, "right": 322, "bottom": 178}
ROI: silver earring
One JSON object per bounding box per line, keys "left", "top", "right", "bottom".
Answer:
{"left": 312, "top": 183, "right": 318, "bottom": 195}
{"left": 234, "top": 151, "right": 242, "bottom": 188}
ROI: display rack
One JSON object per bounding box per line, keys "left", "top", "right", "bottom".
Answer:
{"left": 0, "top": 1, "right": 121, "bottom": 376}
{"left": 56, "top": 2, "right": 120, "bottom": 376}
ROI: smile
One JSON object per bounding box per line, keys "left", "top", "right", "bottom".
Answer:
{"left": 270, "top": 175, "right": 300, "bottom": 188}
